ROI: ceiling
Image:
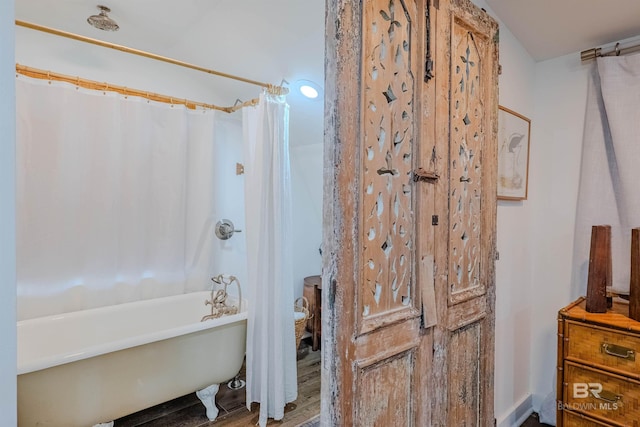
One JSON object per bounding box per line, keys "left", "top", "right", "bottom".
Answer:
{"left": 13, "top": 0, "right": 640, "bottom": 145}
{"left": 486, "top": 0, "right": 640, "bottom": 61}
{"left": 14, "top": 0, "right": 640, "bottom": 79}
{"left": 15, "top": 0, "right": 326, "bottom": 146}
{"left": 15, "top": 0, "right": 326, "bottom": 86}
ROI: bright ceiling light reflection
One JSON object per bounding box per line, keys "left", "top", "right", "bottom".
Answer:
{"left": 300, "top": 85, "right": 319, "bottom": 99}
{"left": 297, "top": 80, "right": 322, "bottom": 100}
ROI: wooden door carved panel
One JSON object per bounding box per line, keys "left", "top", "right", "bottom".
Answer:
{"left": 361, "top": 0, "right": 416, "bottom": 327}
{"left": 448, "top": 18, "right": 486, "bottom": 305}
{"left": 436, "top": 1, "right": 499, "bottom": 425}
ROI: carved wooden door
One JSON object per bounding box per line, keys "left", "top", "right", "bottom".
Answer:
{"left": 323, "top": 0, "right": 498, "bottom": 425}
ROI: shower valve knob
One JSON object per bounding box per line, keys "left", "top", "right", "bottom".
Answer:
{"left": 215, "top": 219, "right": 242, "bottom": 240}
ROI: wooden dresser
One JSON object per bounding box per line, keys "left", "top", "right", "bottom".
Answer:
{"left": 557, "top": 297, "right": 640, "bottom": 426}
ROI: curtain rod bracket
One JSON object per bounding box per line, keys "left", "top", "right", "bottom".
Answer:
{"left": 581, "top": 41, "right": 640, "bottom": 62}
{"left": 580, "top": 47, "right": 601, "bottom": 62}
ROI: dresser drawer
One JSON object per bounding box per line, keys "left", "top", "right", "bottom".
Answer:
{"left": 564, "top": 410, "right": 617, "bottom": 426}
{"left": 566, "top": 321, "right": 640, "bottom": 379}
{"left": 563, "top": 361, "right": 640, "bottom": 427}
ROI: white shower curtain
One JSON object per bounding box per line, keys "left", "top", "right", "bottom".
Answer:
{"left": 243, "top": 91, "right": 297, "bottom": 426}
{"left": 572, "top": 54, "right": 640, "bottom": 297}
{"left": 16, "top": 76, "right": 227, "bottom": 320}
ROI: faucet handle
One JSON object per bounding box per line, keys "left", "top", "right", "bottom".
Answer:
{"left": 215, "top": 219, "right": 241, "bottom": 240}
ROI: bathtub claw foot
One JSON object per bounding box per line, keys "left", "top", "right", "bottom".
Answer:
{"left": 196, "top": 383, "right": 220, "bottom": 421}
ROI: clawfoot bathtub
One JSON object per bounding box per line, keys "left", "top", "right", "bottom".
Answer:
{"left": 17, "top": 291, "right": 247, "bottom": 426}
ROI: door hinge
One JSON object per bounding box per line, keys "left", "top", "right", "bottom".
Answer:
{"left": 424, "top": 0, "right": 434, "bottom": 82}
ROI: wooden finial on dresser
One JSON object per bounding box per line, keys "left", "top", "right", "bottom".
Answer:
{"left": 586, "top": 225, "right": 611, "bottom": 313}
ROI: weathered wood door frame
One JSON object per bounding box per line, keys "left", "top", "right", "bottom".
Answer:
{"left": 322, "top": 0, "right": 498, "bottom": 425}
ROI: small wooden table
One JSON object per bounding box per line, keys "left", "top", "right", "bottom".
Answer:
{"left": 303, "top": 275, "right": 322, "bottom": 351}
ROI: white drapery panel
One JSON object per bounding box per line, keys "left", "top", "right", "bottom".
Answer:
{"left": 16, "top": 76, "right": 228, "bottom": 320}
{"left": 572, "top": 55, "right": 640, "bottom": 297}
{"left": 243, "top": 91, "right": 297, "bottom": 426}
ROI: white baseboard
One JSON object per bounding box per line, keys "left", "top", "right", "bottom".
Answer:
{"left": 496, "top": 394, "right": 534, "bottom": 427}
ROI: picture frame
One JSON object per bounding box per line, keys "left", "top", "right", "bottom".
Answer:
{"left": 497, "top": 106, "right": 531, "bottom": 200}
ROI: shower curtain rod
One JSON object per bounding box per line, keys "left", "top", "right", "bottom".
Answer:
{"left": 16, "top": 64, "right": 259, "bottom": 113}
{"left": 15, "top": 20, "right": 288, "bottom": 95}
{"left": 580, "top": 41, "right": 640, "bottom": 61}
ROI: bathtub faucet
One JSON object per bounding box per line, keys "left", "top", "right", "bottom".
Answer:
{"left": 201, "top": 274, "right": 242, "bottom": 322}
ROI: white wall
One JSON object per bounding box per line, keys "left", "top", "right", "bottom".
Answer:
{"left": 494, "top": 23, "right": 537, "bottom": 427}
{"left": 529, "top": 51, "right": 590, "bottom": 411}
{"left": 291, "top": 143, "right": 324, "bottom": 298}
{"left": 479, "top": 0, "right": 608, "bottom": 421}
{"left": 470, "top": 1, "right": 538, "bottom": 425}
{"left": 209, "top": 113, "right": 248, "bottom": 299}
{"left": 0, "top": 0, "right": 17, "bottom": 424}
{"left": 480, "top": 0, "right": 640, "bottom": 419}
{"left": 529, "top": 35, "right": 640, "bottom": 410}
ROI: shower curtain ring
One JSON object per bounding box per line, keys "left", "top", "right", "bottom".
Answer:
{"left": 615, "top": 42, "right": 621, "bottom": 56}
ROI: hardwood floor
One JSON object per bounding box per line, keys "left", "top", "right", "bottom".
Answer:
{"left": 114, "top": 341, "right": 321, "bottom": 427}
{"left": 519, "top": 412, "right": 553, "bottom": 427}
{"left": 113, "top": 342, "right": 552, "bottom": 427}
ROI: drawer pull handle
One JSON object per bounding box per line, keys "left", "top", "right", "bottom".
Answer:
{"left": 593, "top": 389, "right": 622, "bottom": 405}
{"left": 601, "top": 343, "right": 635, "bottom": 360}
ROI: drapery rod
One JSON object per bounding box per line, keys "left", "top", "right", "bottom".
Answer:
{"left": 16, "top": 64, "right": 260, "bottom": 113}
{"left": 15, "top": 20, "right": 288, "bottom": 95}
{"left": 580, "top": 41, "right": 640, "bottom": 61}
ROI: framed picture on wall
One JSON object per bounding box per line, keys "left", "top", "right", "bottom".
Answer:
{"left": 497, "top": 106, "right": 531, "bottom": 200}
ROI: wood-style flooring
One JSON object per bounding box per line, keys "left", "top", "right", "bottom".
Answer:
{"left": 113, "top": 340, "right": 549, "bottom": 427}
{"left": 520, "top": 412, "right": 553, "bottom": 427}
{"left": 114, "top": 341, "right": 321, "bottom": 427}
